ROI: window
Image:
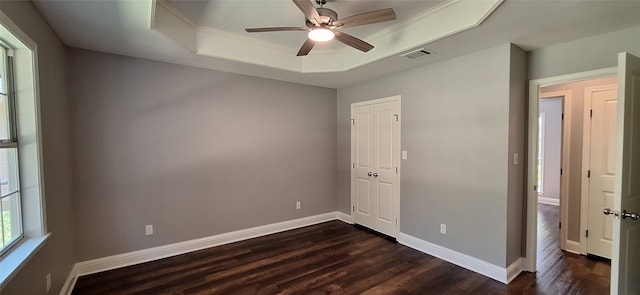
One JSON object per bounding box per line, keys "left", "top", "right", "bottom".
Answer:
{"left": 0, "top": 45, "right": 22, "bottom": 255}
{"left": 537, "top": 112, "right": 545, "bottom": 194}
{"left": 1, "top": 14, "right": 47, "bottom": 287}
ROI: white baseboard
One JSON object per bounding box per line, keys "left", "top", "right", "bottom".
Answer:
{"left": 62, "top": 212, "right": 525, "bottom": 294}
{"left": 565, "top": 240, "right": 580, "bottom": 254}
{"left": 398, "top": 233, "right": 512, "bottom": 284}
{"left": 74, "top": 212, "right": 338, "bottom": 277}
{"left": 336, "top": 211, "right": 353, "bottom": 224}
{"left": 538, "top": 197, "right": 560, "bottom": 206}
{"left": 59, "top": 265, "right": 78, "bottom": 295}
{"left": 506, "top": 257, "right": 525, "bottom": 283}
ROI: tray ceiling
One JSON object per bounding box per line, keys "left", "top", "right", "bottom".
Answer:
{"left": 29, "top": 0, "right": 640, "bottom": 88}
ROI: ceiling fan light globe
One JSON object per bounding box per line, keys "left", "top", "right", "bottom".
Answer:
{"left": 308, "top": 28, "right": 335, "bottom": 42}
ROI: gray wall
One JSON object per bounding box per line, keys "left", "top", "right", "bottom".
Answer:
{"left": 0, "top": 1, "right": 75, "bottom": 294}
{"left": 338, "top": 44, "right": 523, "bottom": 267}
{"left": 528, "top": 23, "right": 640, "bottom": 251}
{"left": 529, "top": 25, "right": 640, "bottom": 80}
{"left": 540, "top": 76, "right": 617, "bottom": 242}
{"left": 506, "top": 45, "right": 527, "bottom": 266}
{"left": 69, "top": 49, "right": 337, "bottom": 260}
{"left": 540, "top": 98, "right": 563, "bottom": 201}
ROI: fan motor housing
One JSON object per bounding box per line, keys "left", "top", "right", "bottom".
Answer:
{"left": 306, "top": 8, "right": 338, "bottom": 27}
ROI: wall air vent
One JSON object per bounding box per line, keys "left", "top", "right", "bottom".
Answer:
{"left": 401, "top": 48, "right": 433, "bottom": 59}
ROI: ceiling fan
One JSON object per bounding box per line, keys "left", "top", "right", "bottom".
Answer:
{"left": 245, "top": 0, "right": 397, "bottom": 56}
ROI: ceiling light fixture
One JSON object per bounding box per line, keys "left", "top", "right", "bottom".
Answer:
{"left": 308, "top": 28, "right": 335, "bottom": 42}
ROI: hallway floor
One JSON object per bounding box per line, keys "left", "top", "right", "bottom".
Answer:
{"left": 507, "top": 203, "right": 611, "bottom": 293}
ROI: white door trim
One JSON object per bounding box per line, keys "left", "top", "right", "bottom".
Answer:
{"left": 526, "top": 67, "right": 617, "bottom": 272}
{"left": 350, "top": 95, "right": 401, "bottom": 238}
{"left": 351, "top": 95, "right": 401, "bottom": 108}
{"left": 539, "top": 91, "right": 571, "bottom": 252}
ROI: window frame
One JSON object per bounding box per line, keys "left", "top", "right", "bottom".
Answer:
{"left": 0, "top": 43, "right": 24, "bottom": 256}
{"left": 0, "top": 11, "right": 48, "bottom": 289}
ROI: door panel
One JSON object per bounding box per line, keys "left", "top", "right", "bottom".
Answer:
{"left": 604, "top": 101, "right": 617, "bottom": 174}
{"left": 377, "top": 181, "right": 393, "bottom": 222}
{"left": 376, "top": 106, "right": 394, "bottom": 171}
{"left": 356, "top": 108, "right": 371, "bottom": 168}
{"left": 587, "top": 86, "right": 617, "bottom": 258}
{"left": 357, "top": 179, "right": 370, "bottom": 215}
{"left": 351, "top": 97, "right": 400, "bottom": 238}
{"left": 612, "top": 52, "right": 640, "bottom": 294}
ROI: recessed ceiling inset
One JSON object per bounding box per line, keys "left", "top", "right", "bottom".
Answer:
{"left": 152, "top": 0, "right": 504, "bottom": 73}
{"left": 245, "top": 0, "right": 397, "bottom": 56}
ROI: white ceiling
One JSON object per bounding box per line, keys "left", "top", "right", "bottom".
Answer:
{"left": 31, "top": 0, "right": 640, "bottom": 89}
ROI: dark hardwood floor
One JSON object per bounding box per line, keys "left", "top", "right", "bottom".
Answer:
{"left": 72, "top": 205, "right": 610, "bottom": 294}
{"left": 518, "top": 203, "right": 611, "bottom": 294}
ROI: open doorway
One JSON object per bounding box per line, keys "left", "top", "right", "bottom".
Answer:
{"left": 537, "top": 97, "right": 563, "bottom": 208}
{"left": 537, "top": 76, "right": 617, "bottom": 258}
{"left": 526, "top": 68, "right": 618, "bottom": 292}
{"left": 535, "top": 96, "right": 563, "bottom": 269}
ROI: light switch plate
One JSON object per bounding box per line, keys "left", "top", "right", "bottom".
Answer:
{"left": 402, "top": 151, "right": 408, "bottom": 160}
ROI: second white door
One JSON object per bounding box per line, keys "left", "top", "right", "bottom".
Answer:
{"left": 584, "top": 84, "right": 618, "bottom": 258}
{"left": 351, "top": 96, "right": 400, "bottom": 238}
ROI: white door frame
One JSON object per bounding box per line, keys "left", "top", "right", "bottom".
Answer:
{"left": 526, "top": 67, "right": 617, "bottom": 272}
{"left": 350, "top": 95, "right": 401, "bottom": 238}
{"left": 538, "top": 91, "right": 572, "bottom": 252}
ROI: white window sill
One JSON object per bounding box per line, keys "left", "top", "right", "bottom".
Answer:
{"left": 0, "top": 233, "right": 50, "bottom": 290}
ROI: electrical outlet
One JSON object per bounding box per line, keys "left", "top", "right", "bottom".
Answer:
{"left": 440, "top": 224, "right": 447, "bottom": 235}
{"left": 296, "top": 201, "right": 301, "bottom": 210}
{"left": 46, "top": 273, "right": 51, "bottom": 292}
{"left": 145, "top": 224, "right": 153, "bottom": 235}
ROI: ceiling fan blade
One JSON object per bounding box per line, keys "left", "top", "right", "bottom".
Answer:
{"left": 334, "top": 31, "right": 374, "bottom": 52}
{"left": 245, "top": 27, "right": 308, "bottom": 33}
{"left": 297, "top": 39, "right": 316, "bottom": 56}
{"left": 292, "top": 0, "right": 321, "bottom": 25}
{"left": 332, "top": 8, "right": 396, "bottom": 29}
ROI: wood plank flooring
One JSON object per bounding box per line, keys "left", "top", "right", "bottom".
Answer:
{"left": 519, "top": 204, "right": 611, "bottom": 294}
{"left": 72, "top": 205, "right": 610, "bottom": 294}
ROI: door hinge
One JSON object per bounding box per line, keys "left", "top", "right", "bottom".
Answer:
{"left": 560, "top": 168, "right": 563, "bottom": 175}
{"left": 393, "top": 114, "right": 399, "bottom": 122}
{"left": 352, "top": 205, "right": 355, "bottom": 212}
{"left": 395, "top": 167, "right": 398, "bottom": 174}
{"left": 587, "top": 170, "right": 591, "bottom": 178}
{"left": 559, "top": 222, "right": 562, "bottom": 229}
{"left": 561, "top": 113, "right": 564, "bottom": 120}
{"left": 395, "top": 218, "right": 398, "bottom": 225}
{"left": 534, "top": 185, "right": 538, "bottom": 191}
{"left": 586, "top": 229, "right": 589, "bottom": 238}
{"left": 351, "top": 118, "right": 355, "bottom": 125}
{"left": 590, "top": 109, "right": 593, "bottom": 118}
{"left": 353, "top": 163, "right": 355, "bottom": 169}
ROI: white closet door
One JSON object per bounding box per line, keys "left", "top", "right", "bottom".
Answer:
{"left": 351, "top": 96, "right": 400, "bottom": 238}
